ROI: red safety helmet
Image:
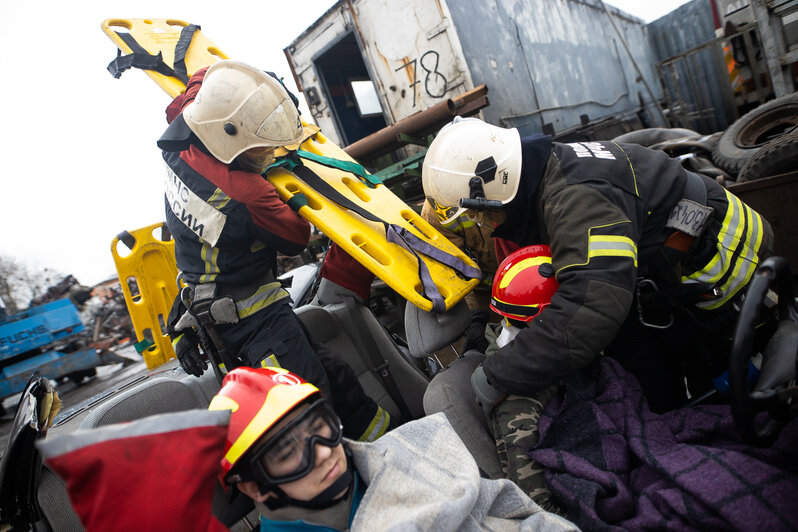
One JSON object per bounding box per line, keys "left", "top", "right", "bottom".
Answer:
{"left": 490, "top": 245, "right": 559, "bottom": 322}
{"left": 208, "top": 367, "right": 324, "bottom": 485}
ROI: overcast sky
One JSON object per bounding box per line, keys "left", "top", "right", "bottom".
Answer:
{"left": 0, "top": 0, "right": 692, "bottom": 289}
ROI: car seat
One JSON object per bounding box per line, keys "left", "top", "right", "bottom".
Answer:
{"left": 406, "top": 301, "right": 504, "bottom": 479}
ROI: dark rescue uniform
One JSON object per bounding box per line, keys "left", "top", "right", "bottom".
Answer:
{"left": 160, "top": 69, "right": 389, "bottom": 440}
{"left": 485, "top": 138, "right": 773, "bottom": 412}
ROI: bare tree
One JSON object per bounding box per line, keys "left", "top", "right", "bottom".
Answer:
{"left": 0, "top": 255, "right": 64, "bottom": 314}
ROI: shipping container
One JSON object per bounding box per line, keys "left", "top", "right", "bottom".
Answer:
{"left": 284, "top": 0, "right": 666, "bottom": 148}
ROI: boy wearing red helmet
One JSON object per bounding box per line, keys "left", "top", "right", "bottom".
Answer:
{"left": 210, "top": 366, "right": 578, "bottom": 531}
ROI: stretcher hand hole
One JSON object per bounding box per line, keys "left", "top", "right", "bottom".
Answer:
{"left": 342, "top": 177, "right": 371, "bottom": 203}
{"left": 165, "top": 20, "right": 189, "bottom": 28}
{"left": 400, "top": 209, "right": 436, "bottom": 240}
{"left": 107, "top": 20, "right": 132, "bottom": 32}
{"left": 285, "top": 184, "right": 323, "bottom": 210}
{"left": 351, "top": 233, "right": 392, "bottom": 266}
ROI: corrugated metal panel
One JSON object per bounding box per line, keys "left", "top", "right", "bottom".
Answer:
{"left": 286, "top": 0, "right": 664, "bottom": 143}
{"left": 446, "top": 0, "right": 663, "bottom": 137}
{"left": 647, "top": 0, "right": 735, "bottom": 131}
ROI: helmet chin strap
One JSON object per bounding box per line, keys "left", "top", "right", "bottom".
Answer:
{"left": 262, "top": 448, "right": 355, "bottom": 511}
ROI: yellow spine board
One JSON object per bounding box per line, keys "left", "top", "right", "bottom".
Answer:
{"left": 101, "top": 18, "right": 228, "bottom": 99}
{"left": 110, "top": 223, "right": 182, "bottom": 369}
{"left": 270, "top": 132, "right": 480, "bottom": 312}
{"left": 102, "top": 18, "right": 478, "bottom": 312}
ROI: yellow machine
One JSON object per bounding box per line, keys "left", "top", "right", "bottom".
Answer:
{"left": 102, "top": 18, "right": 478, "bottom": 322}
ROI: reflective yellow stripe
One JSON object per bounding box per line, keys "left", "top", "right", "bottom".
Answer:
{"left": 171, "top": 334, "right": 183, "bottom": 349}
{"left": 236, "top": 282, "right": 290, "bottom": 319}
{"left": 441, "top": 214, "right": 476, "bottom": 233}
{"left": 260, "top": 355, "right": 281, "bottom": 368}
{"left": 207, "top": 188, "right": 231, "bottom": 210}
{"left": 199, "top": 242, "right": 219, "bottom": 283}
{"left": 250, "top": 241, "right": 266, "bottom": 253}
{"left": 686, "top": 190, "right": 765, "bottom": 309}
{"left": 212, "top": 382, "right": 318, "bottom": 466}
{"left": 358, "top": 406, "right": 390, "bottom": 442}
{"left": 557, "top": 221, "right": 633, "bottom": 275}
{"left": 588, "top": 235, "right": 638, "bottom": 267}
{"left": 499, "top": 256, "right": 551, "bottom": 289}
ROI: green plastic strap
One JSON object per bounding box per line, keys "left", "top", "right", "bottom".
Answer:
{"left": 286, "top": 192, "right": 309, "bottom": 212}
{"left": 134, "top": 338, "right": 155, "bottom": 353}
{"left": 296, "top": 149, "right": 382, "bottom": 188}
{"left": 266, "top": 155, "right": 300, "bottom": 173}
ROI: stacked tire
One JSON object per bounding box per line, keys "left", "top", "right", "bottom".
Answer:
{"left": 712, "top": 92, "right": 798, "bottom": 181}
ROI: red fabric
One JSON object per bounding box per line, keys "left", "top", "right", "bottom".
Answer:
{"left": 44, "top": 418, "right": 229, "bottom": 532}
{"left": 165, "top": 66, "right": 209, "bottom": 123}
{"left": 320, "top": 243, "right": 375, "bottom": 302}
{"left": 493, "top": 236, "right": 520, "bottom": 266}
{"left": 180, "top": 145, "right": 311, "bottom": 251}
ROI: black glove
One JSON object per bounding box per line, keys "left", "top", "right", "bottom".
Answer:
{"left": 471, "top": 364, "right": 507, "bottom": 420}
{"left": 173, "top": 328, "right": 207, "bottom": 377}
{"left": 462, "top": 310, "right": 490, "bottom": 354}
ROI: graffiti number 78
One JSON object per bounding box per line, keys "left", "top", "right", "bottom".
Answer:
{"left": 394, "top": 50, "right": 449, "bottom": 107}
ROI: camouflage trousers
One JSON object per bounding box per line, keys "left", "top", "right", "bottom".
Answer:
{"left": 492, "top": 385, "right": 565, "bottom": 515}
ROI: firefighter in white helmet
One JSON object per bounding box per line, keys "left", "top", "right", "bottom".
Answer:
{"left": 423, "top": 117, "right": 774, "bottom": 414}
{"left": 158, "top": 60, "right": 391, "bottom": 442}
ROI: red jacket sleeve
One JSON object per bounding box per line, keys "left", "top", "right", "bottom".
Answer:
{"left": 165, "top": 66, "right": 209, "bottom": 123}
{"left": 320, "top": 244, "right": 375, "bottom": 301}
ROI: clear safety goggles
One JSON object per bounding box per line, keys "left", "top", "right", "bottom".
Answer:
{"left": 236, "top": 146, "right": 276, "bottom": 174}
{"left": 426, "top": 196, "right": 463, "bottom": 225}
{"left": 245, "top": 399, "right": 343, "bottom": 485}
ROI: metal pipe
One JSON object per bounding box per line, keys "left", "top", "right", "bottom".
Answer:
{"left": 343, "top": 84, "right": 489, "bottom": 161}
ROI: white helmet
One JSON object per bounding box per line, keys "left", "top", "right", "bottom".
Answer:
{"left": 422, "top": 117, "right": 522, "bottom": 225}
{"left": 183, "top": 60, "right": 304, "bottom": 164}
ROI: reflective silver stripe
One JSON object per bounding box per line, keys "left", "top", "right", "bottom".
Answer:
{"left": 588, "top": 235, "right": 638, "bottom": 268}
{"left": 199, "top": 242, "right": 219, "bottom": 284}
{"left": 440, "top": 214, "right": 476, "bottom": 233}
{"left": 689, "top": 191, "right": 765, "bottom": 309}
{"left": 684, "top": 188, "right": 747, "bottom": 285}
{"left": 357, "top": 406, "right": 390, "bottom": 442}
{"left": 235, "top": 282, "right": 290, "bottom": 319}
{"left": 260, "top": 355, "right": 281, "bottom": 368}
{"left": 207, "top": 188, "right": 231, "bottom": 210}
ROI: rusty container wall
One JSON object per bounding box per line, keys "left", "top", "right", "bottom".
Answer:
{"left": 648, "top": 0, "right": 736, "bottom": 133}
{"left": 445, "top": 0, "right": 664, "bottom": 137}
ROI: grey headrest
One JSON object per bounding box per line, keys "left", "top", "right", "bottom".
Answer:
{"left": 404, "top": 300, "right": 470, "bottom": 357}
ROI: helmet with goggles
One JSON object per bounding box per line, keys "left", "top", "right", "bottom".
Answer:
{"left": 491, "top": 245, "right": 559, "bottom": 323}
{"left": 422, "top": 117, "right": 522, "bottom": 225}
{"left": 183, "top": 60, "right": 304, "bottom": 165}
{"left": 208, "top": 367, "right": 342, "bottom": 492}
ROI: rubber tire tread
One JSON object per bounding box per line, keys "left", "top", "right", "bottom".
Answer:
{"left": 712, "top": 92, "right": 798, "bottom": 175}
{"left": 737, "top": 131, "right": 798, "bottom": 183}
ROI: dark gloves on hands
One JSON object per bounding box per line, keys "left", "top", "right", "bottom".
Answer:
{"left": 173, "top": 328, "right": 207, "bottom": 377}
{"left": 462, "top": 310, "right": 490, "bottom": 354}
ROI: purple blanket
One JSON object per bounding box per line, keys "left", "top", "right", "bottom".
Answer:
{"left": 529, "top": 358, "right": 798, "bottom": 531}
